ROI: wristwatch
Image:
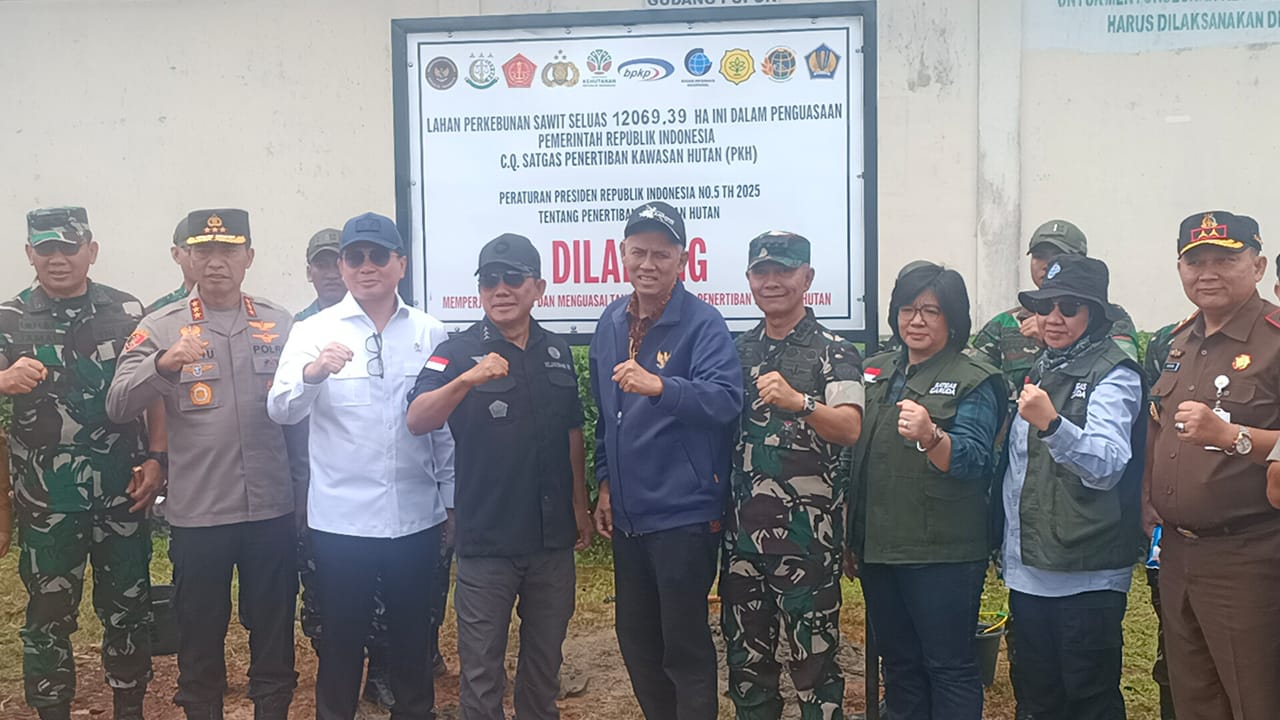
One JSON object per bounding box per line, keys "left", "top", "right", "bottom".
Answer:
{"left": 796, "top": 395, "right": 818, "bottom": 417}
{"left": 1227, "top": 426, "right": 1252, "bottom": 456}
{"left": 145, "top": 451, "right": 169, "bottom": 472}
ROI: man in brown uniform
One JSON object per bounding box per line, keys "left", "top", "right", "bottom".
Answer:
{"left": 1146, "top": 210, "right": 1280, "bottom": 720}
{"left": 107, "top": 209, "right": 297, "bottom": 720}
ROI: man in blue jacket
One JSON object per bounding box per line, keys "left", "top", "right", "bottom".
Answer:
{"left": 589, "top": 201, "right": 744, "bottom": 720}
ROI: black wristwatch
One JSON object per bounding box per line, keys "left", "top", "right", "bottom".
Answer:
{"left": 796, "top": 395, "right": 818, "bottom": 417}
{"left": 1037, "top": 416, "right": 1063, "bottom": 438}
{"left": 145, "top": 451, "right": 169, "bottom": 472}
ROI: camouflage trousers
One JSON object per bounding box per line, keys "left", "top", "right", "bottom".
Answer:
{"left": 17, "top": 502, "right": 152, "bottom": 709}
{"left": 721, "top": 550, "right": 844, "bottom": 720}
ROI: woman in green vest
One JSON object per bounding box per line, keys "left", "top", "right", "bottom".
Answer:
{"left": 848, "top": 262, "right": 1005, "bottom": 720}
{"left": 998, "top": 254, "right": 1144, "bottom": 720}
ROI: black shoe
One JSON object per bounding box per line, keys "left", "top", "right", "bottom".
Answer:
{"left": 362, "top": 672, "right": 396, "bottom": 709}
{"left": 253, "top": 692, "right": 291, "bottom": 720}
{"left": 36, "top": 704, "right": 72, "bottom": 720}
{"left": 182, "top": 700, "right": 224, "bottom": 720}
{"left": 113, "top": 688, "right": 147, "bottom": 720}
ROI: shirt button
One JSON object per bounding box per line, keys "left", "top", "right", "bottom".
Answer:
{"left": 1166, "top": 487, "right": 1174, "bottom": 495}
{"left": 1188, "top": 385, "right": 1195, "bottom": 392}
{"left": 1200, "top": 349, "right": 1208, "bottom": 356}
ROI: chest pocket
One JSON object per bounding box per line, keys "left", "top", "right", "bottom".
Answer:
{"left": 474, "top": 375, "right": 517, "bottom": 423}
{"left": 329, "top": 366, "right": 372, "bottom": 407}
{"left": 777, "top": 346, "right": 821, "bottom": 395}
{"left": 547, "top": 369, "right": 580, "bottom": 424}
{"left": 178, "top": 361, "right": 223, "bottom": 411}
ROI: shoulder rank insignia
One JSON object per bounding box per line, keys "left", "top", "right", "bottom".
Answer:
{"left": 243, "top": 296, "right": 258, "bottom": 318}
{"left": 1171, "top": 310, "right": 1199, "bottom": 335}
{"left": 1266, "top": 309, "right": 1280, "bottom": 330}
{"left": 188, "top": 297, "right": 205, "bottom": 322}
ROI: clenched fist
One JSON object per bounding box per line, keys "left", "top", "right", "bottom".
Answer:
{"left": 612, "top": 359, "right": 663, "bottom": 397}
{"left": 1018, "top": 313, "right": 1041, "bottom": 340}
{"left": 0, "top": 357, "right": 47, "bottom": 395}
{"left": 1017, "top": 383, "right": 1059, "bottom": 432}
{"left": 303, "top": 342, "right": 354, "bottom": 384}
{"left": 756, "top": 371, "right": 804, "bottom": 412}
{"left": 896, "top": 398, "right": 936, "bottom": 443}
{"left": 461, "top": 352, "right": 509, "bottom": 387}
{"left": 157, "top": 333, "right": 209, "bottom": 374}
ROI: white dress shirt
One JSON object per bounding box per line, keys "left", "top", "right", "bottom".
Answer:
{"left": 268, "top": 293, "right": 454, "bottom": 538}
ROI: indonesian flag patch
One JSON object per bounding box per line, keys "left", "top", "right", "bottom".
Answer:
{"left": 863, "top": 367, "right": 882, "bottom": 384}
{"left": 425, "top": 355, "right": 449, "bottom": 372}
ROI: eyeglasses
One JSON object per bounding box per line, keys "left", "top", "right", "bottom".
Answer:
{"left": 897, "top": 304, "right": 944, "bottom": 323}
{"left": 1028, "top": 298, "right": 1085, "bottom": 318}
{"left": 32, "top": 241, "right": 86, "bottom": 258}
{"left": 342, "top": 246, "right": 393, "bottom": 268}
{"left": 479, "top": 270, "right": 533, "bottom": 290}
{"left": 365, "top": 333, "right": 384, "bottom": 379}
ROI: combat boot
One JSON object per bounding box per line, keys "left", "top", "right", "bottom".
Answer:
{"left": 113, "top": 687, "right": 146, "bottom": 720}
{"left": 253, "top": 691, "right": 291, "bottom": 720}
{"left": 182, "top": 699, "right": 223, "bottom": 720}
{"left": 36, "top": 704, "right": 72, "bottom": 720}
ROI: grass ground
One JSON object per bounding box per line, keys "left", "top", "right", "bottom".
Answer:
{"left": 0, "top": 533, "right": 1163, "bottom": 719}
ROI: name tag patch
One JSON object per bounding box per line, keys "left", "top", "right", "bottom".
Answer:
{"left": 1164, "top": 361, "right": 1181, "bottom": 373}
{"left": 928, "top": 381, "right": 958, "bottom": 396}
{"left": 1071, "top": 381, "right": 1089, "bottom": 400}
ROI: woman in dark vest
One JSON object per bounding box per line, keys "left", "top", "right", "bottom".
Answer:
{"left": 848, "top": 262, "right": 1005, "bottom": 720}
{"left": 999, "top": 254, "right": 1144, "bottom": 720}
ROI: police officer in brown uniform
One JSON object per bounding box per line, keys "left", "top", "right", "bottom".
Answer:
{"left": 107, "top": 209, "right": 297, "bottom": 720}
{"left": 1146, "top": 211, "right": 1280, "bottom": 720}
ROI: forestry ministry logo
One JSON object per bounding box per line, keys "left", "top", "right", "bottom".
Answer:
{"left": 719, "top": 49, "right": 754, "bottom": 85}
{"left": 583, "top": 49, "right": 617, "bottom": 87}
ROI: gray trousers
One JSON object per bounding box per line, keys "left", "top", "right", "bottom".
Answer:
{"left": 455, "top": 548, "right": 576, "bottom": 720}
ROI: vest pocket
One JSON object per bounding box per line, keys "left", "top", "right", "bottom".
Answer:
{"left": 1050, "top": 483, "right": 1121, "bottom": 552}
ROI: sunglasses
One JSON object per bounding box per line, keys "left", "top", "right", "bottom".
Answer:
{"left": 342, "top": 246, "right": 393, "bottom": 268}
{"left": 366, "top": 332, "right": 384, "bottom": 379}
{"left": 32, "top": 241, "right": 86, "bottom": 258}
{"left": 478, "top": 270, "right": 533, "bottom": 290}
{"left": 1028, "top": 298, "right": 1086, "bottom": 318}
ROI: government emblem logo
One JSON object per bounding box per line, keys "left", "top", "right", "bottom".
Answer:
{"left": 586, "top": 49, "right": 612, "bottom": 75}
{"left": 761, "top": 47, "right": 797, "bottom": 82}
{"left": 548, "top": 346, "right": 561, "bottom": 360}
{"left": 806, "top": 43, "right": 840, "bottom": 79}
{"left": 617, "top": 58, "right": 675, "bottom": 81}
{"left": 425, "top": 56, "right": 458, "bottom": 90}
{"left": 190, "top": 381, "right": 213, "bottom": 407}
{"left": 542, "top": 51, "right": 580, "bottom": 87}
{"left": 719, "top": 49, "right": 754, "bottom": 85}
{"left": 684, "top": 48, "right": 712, "bottom": 77}
{"left": 1233, "top": 353, "right": 1252, "bottom": 371}
{"left": 503, "top": 53, "right": 536, "bottom": 88}
{"left": 489, "top": 400, "right": 509, "bottom": 419}
{"left": 466, "top": 53, "right": 498, "bottom": 89}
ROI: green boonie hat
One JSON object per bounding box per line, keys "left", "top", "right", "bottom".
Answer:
{"left": 27, "top": 206, "right": 92, "bottom": 246}
{"left": 306, "top": 228, "right": 341, "bottom": 262}
{"left": 1028, "top": 219, "right": 1087, "bottom": 256}
{"left": 172, "top": 216, "right": 189, "bottom": 247}
{"left": 747, "top": 231, "right": 810, "bottom": 270}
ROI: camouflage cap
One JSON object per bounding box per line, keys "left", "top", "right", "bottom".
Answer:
{"left": 306, "top": 228, "right": 341, "bottom": 262}
{"left": 183, "top": 208, "right": 250, "bottom": 246}
{"left": 747, "top": 231, "right": 810, "bottom": 270}
{"left": 27, "top": 206, "right": 92, "bottom": 246}
{"left": 1028, "top": 219, "right": 1087, "bottom": 256}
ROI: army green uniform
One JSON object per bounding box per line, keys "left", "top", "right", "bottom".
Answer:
{"left": 723, "top": 308, "right": 864, "bottom": 720}
{"left": 145, "top": 285, "right": 190, "bottom": 317}
{"left": 0, "top": 282, "right": 152, "bottom": 710}
{"left": 971, "top": 304, "right": 1139, "bottom": 395}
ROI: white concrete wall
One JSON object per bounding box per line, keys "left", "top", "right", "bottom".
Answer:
{"left": 2, "top": 0, "right": 1270, "bottom": 333}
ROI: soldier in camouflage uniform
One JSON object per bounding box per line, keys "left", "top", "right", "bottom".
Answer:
{"left": 0, "top": 207, "right": 161, "bottom": 720}
{"left": 971, "top": 219, "right": 1139, "bottom": 396}
{"left": 723, "top": 232, "right": 865, "bottom": 720}
{"left": 145, "top": 215, "right": 199, "bottom": 315}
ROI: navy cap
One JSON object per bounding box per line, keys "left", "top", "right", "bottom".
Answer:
{"left": 340, "top": 212, "right": 402, "bottom": 251}
{"left": 624, "top": 201, "right": 686, "bottom": 246}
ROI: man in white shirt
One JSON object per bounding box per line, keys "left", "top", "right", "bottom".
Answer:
{"left": 267, "top": 212, "right": 454, "bottom": 720}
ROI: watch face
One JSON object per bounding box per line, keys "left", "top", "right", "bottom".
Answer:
{"left": 1237, "top": 434, "right": 1253, "bottom": 455}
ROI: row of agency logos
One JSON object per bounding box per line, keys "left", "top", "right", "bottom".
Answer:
{"left": 422, "top": 44, "right": 842, "bottom": 91}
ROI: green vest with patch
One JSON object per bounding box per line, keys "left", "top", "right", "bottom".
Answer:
{"left": 852, "top": 348, "right": 999, "bottom": 564}
{"left": 1018, "top": 340, "right": 1146, "bottom": 572}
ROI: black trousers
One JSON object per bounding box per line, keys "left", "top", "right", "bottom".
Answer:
{"left": 169, "top": 515, "right": 298, "bottom": 709}
{"left": 312, "top": 525, "right": 442, "bottom": 720}
{"left": 612, "top": 522, "right": 721, "bottom": 720}
{"left": 1008, "top": 589, "right": 1127, "bottom": 720}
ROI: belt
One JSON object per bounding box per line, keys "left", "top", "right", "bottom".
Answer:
{"left": 1173, "top": 513, "right": 1280, "bottom": 540}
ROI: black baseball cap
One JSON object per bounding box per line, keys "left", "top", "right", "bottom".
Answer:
{"left": 1177, "top": 211, "right": 1262, "bottom": 257}
{"left": 1018, "top": 255, "right": 1119, "bottom": 322}
{"left": 341, "top": 212, "right": 403, "bottom": 251}
{"left": 624, "top": 202, "right": 686, "bottom": 246}
{"left": 476, "top": 233, "right": 540, "bottom": 276}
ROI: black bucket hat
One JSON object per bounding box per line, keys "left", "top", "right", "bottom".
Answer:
{"left": 1018, "top": 254, "right": 1119, "bottom": 323}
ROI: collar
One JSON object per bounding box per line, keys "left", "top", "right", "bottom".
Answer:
{"left": 626, "top": 284, "right": 674, "bottom": 322}
{"left": 1193, "top": 291, "right": 1263, "bottom": 342}
{"left": 335, "top": 292, "right": 409, "bottom": 324}
{"left": 26, "top": 280, "right": 110, "bottom": 312}
{"left": 615, "top": 281, "right": 687, "bottom": 327}
{"left": 749, "top": 307, "right": 818, "bottom": 345}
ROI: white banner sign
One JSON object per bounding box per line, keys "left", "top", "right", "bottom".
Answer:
{"left": 1025, "top": 0, "right": 1280, "bottom": 53}
{"left": 403, "top": 13, "right": 867, "bottom": 334}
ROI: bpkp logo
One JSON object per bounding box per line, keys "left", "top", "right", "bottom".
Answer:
{"left": 617, "top": 58, "right": 675, "bottom": 81}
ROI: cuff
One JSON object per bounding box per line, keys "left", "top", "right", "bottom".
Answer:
{"left": 439, "top": 481, "right": 455, "bottom": 509}
{"left": 651, "top": 376, "right": 682, "bottom": 413}
{"left": 1041, "top": 416, "right": 1083, "bottom": 455}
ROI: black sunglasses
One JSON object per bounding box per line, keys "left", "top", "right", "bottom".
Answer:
{"left": 1028, "top": 298, "right": 1086, "bottom": 318}
{"left": 365, "top": 332, "right": 384, "bottom": 379}
{"left": 342, "top": 246, "right": 393, "bottom": 268}
{"left": 478, "top": 270, "right": 533, "bottom": 290}
{"left": 32, "top": 241, "right": 86, "bottom": 258}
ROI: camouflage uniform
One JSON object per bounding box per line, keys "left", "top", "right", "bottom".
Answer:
{"left": 144, "top": 285, "right": 189, "bottom": 317}
{"left": 1, "top": 275, "right": 152, "bottom": 710}
{"left": 723, "top": 233, "right": 864, "bottom": 720}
